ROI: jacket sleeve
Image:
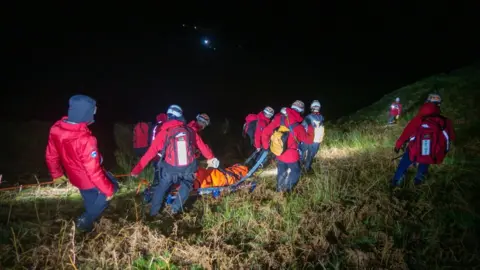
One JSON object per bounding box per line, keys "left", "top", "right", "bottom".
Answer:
{"left": 446, "top": 118, "right": 456, "bottom": 141}
{"left": 79, "top": 136, "right": 114, "bottom": 197}
{"left": 254, "top": 120, "right": 267, "bottom": 149}
{"left": 262, "top": 116, "right": 279, "bottom": 149}
{"left": 296, "top": 124, "right": 314, "bottom": 144}
{"left": 395, "top": 117, "right": 421, "bottom": 149}
{"left": 195, "top": 132, "right": 214, "bottom": 159}
{"left": 131, "top": 129, "right": 166, "bottom": 175}
{"left": 45, "top": 133, "right": 64, "bottom": 179}
{"left": 398, "top": 104, "right": 403, "bottom": 115}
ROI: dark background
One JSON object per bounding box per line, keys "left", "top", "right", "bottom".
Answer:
{"left": 3, "top": 2, "right": 480, "bottom": 124}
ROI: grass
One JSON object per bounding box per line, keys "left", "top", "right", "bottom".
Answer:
{"left": 1, "top": 64, "right": 480, "bottom": 269}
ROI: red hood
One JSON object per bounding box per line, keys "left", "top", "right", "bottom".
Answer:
{"left": 284, "top": 108, "right": 303, "bottom": 124}
{"left": 156, "top": 113, "right": 167, "bottom": 123}
{"left": 161, "top": 119, "right": 185, "bottom": 129}
{"left": 257, "top": 111, "right": 270, "bottom": 122}
{"left": 56, "top": 116, "right": 92, "bottom": 135}
{"left": 417, "top": 102, "right": 440, "bottom": 117}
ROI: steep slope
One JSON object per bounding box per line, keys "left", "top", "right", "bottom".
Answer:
{"left": 1, "top": 65, "right": 480, "bottom": 269}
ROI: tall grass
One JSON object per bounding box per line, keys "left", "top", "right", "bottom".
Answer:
{"left": 1, "top": 65, "right": 480, "bottom": 269}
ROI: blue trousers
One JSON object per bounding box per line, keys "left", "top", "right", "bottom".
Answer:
{"left": 77, "top": 173, "right": 118, "bottom": 232}
{"left": 300, "top": 142, "right": 320, "bottom": 171}
{"left": 388, "top": 115, "right": 396, "bottom": 124}
{"left": 276, "top": 161, "right": 301, "bottom": 192}
{"left": 392, "top": 151, "right": 429, "bottom": 186}
{"left": 150, "top": 161, "right": 197, "bottom": 216}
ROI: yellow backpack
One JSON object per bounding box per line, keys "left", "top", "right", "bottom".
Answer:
{"left": 269, "top": 116, "right": 299, "bottom": 156}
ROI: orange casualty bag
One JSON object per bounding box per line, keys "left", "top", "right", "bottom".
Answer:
{"left": 194, "top": 164, "right": 249, "bottom": 189}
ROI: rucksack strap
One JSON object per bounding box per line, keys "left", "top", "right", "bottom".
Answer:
{"left": 282, "top": 115, "right": 300, "bottom": 144}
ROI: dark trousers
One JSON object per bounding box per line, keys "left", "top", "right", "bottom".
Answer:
{"left": 276, "top": 161, "right": 301, "bottom": 192}
{"left": 134, "top": 147, "right": 147, "bottom": 158}
{"left": 150, "top": 161, "right": 197, "bottom": 216}
{"left": 300, "top": 142, "right": 320, "bottom": 171}
{"left": 77, "top": 173, "right": 118, "bottom": 231}
{"left": 392, "top": 151, "right": 429, "bottom": 186}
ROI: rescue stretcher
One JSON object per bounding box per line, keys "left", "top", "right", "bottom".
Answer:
{"left": 163, "top": 150, "right": 268, "bottom": 203}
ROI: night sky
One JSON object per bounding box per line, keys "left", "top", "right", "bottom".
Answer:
{"left": 3, "top": 2, "right": 480, "bottom": 125}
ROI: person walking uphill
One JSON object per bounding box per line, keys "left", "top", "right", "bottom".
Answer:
{"left": 391, "top": 102, "right": 455, "bottom": 186}
{"left": 262, "top": 100, "right": 314, "bottom": 192}
{"left": 300, "top": 100, "right": 325, "bottom": 173}
{"left": 45, "top": 94, "right": 118, "bottom": 232}
{"left": 388, "top": 97, "right": 402, "bottom": 124}
{"left": 131, "top": 104, "right": 220, "bottom": 216}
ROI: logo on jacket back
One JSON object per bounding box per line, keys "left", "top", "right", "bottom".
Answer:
{"left": 91, "top": 151, "right": 98, "bottom": 158}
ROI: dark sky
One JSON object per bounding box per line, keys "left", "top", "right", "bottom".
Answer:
{"left": 3, "top": 2, "right": 480, "bottom": 124}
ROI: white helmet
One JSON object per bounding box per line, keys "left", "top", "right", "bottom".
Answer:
{"left": 263, "top": 106, "right": 274, "bottom": 118}
{"left": 310, "top": 100, "right": 321, "bottom": 112}
{"left": 395, "top": 97, "right": 400, "bottom": 102}
{"left": 426, "top": 93, "right": 442, "bottom": 104}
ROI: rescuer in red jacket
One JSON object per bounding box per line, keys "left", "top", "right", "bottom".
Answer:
{"left": 131, "top": 105, "right": 219, "bottom": 216}
{"left": 45, "top": 94, "right": 118, "bottom": 232}
{"left": 261, "top": 100, "right": 314, "bottom": 192}
{"left": 188, "top": 113, "right": 210, "bottom": 133}
{"left": 388, "top": 97, "right": 402, "bottom": 124}
{"left": 391, "top": 102, "right": 455, "bottom": 186}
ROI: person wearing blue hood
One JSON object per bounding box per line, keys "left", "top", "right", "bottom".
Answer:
{"left": 46, "top": 94, "right": 118, "bottom": 232}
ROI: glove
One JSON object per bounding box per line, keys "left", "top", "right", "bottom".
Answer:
{"left": 394, "top": 147, "right": 400, "bottom": 154}
{"left": 53, "top": 175, "right": 68, "bottom": 184}
{"left": 207, "top": 158, "right": 220, "bottom": 168}
{"left": 130, "top": 173, "right": 139, "bottom": 178}
{"left": 106, "top": 194, "right": 114, "bottom": 201}
{"left": 256, "top": 148, "right": 261, "bottom": 152}
{"left": 395, "top": 115, "right": 400, "bottom": 120}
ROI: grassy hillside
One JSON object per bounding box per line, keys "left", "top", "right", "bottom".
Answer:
{"left": 1, "top": 65, "right": 480, "bottom": 269}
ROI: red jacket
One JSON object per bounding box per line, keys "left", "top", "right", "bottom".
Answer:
{"left": 188, "top": 120, "right": 207, "bottom": 158}
{"left": 254, "top": 112, "right": 271, "bottom": 149}
{"left": 261, "top": 108, "right": 314, "bottom": 163}
{"left": 389, "top": 102, "right": 402, "bottom": 116}
{"left": 188, "top": 120, "right": 202, "bottom": 133}
{"left": 131, "top": 120, "right": 214, "bottom": 175}
{"left": 45, "top": 117, "right": 114, "bottom": 197}
{"left": 395, "top": 103, "right": 456, "bottom": 162}
{"left": 152, "top": 113, "right": 168, "bottom": 141}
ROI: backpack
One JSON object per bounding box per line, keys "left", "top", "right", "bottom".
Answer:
{"left": 133, "top": 122, "right": 152, "bottom": 149}
{"left": 160, "top": 125, "right": 196, "bottom": 167}
{"left": 412, "top": 115, "right": 450, "bottom": 164}
{"left": 243, "top": 114, "right": 258, "bottom": 138}
{"left": 305, "top": 114, "right": 325, "bottom": 143}
{"left": 269, "top": 116, "right": 299, "bottom": 156}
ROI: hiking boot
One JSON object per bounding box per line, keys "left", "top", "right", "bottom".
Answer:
{"left": 75, "top": 217, "right": 93, "bottom": 233}
{"left": 413, "top": 178, "right": 424, "bottom": 186}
